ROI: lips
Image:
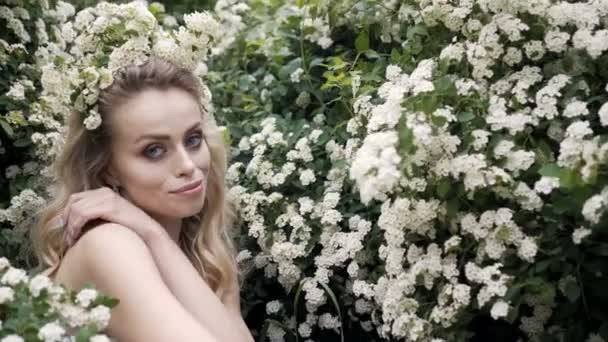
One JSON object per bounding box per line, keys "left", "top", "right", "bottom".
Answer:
{"left": 171, "top": 179, "right": 203, "bottom": 193}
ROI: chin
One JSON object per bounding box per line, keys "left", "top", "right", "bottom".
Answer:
{"left": 178, "top": 202, "right": 206, "bottom": 218}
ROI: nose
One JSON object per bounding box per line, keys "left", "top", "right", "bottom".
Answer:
{"left": 175, "top": 145, "right": 196, "bottom": 177}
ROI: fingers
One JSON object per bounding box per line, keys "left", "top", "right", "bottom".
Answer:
{"left": 63, "top": 188, "right": 111, "bottom": 247}
{"left": 62, "top": 192, "right": 85, "bottom": 246}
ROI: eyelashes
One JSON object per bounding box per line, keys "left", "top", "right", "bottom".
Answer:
{"left": 143, "top": 130, "right": 204, "bottom": 160}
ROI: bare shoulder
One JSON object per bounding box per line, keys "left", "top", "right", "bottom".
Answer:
{"left": 57, "top": 223, "right": 220, "bottom": 341}
{"left": 54, "top": 223, "right": 146, "bottom": 289}
{"left": 75, "top": 223, "right": 148, "bottom": 265}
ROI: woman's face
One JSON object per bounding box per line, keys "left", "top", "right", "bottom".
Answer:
{"left": 106, "top": 87, "right": 210, "bottom": 221}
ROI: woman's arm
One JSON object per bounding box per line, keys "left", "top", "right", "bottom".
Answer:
{"left": 142, "top": 227, "right": 254, "bottom": 342}
{"left": 70, "top": 223, "right": 221, "bottom": 342}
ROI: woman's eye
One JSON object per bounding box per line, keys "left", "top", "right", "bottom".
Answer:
{"left": 144, "top": 145, "right": 164, "bottom": 159}
{"left": 186, "top": 134, "right": 203, "bottom": 148}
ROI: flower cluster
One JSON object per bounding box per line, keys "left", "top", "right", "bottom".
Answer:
{"left": 210, "top": 0, "right": 608, "bottom": 340}
{"left": 0, "top": 257, "right": 116, "bottom": 341}
{"left": 33, "top": 1, "right": 220, "bottom": 136}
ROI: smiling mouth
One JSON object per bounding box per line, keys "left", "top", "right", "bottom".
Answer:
{"left": 171, "top": 179, "right": 203, "bottom": 194}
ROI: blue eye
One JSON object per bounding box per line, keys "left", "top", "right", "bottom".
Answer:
{"left": 187, "top": 134, "right": 203, "bottom": 148}
{"left": 144, "top": 145, "right": 164, "bottom": 159}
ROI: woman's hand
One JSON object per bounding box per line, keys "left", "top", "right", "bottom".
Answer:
{"left": 61, "top": 187, "right": 163, "bottom": 247}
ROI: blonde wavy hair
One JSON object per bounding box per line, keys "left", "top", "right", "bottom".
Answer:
{"left": 31, "top": 57, "right": 239, "bottom": 300}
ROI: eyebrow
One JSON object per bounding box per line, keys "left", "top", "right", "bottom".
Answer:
{"left": 134, "top": 122, "right": 202, "bottom": 144}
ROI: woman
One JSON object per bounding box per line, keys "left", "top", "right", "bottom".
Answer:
{"left": 32, "top": 57, "right": 254, "bottom": 342}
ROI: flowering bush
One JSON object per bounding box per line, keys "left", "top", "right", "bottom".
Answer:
{"left": 0, "top": 257, "right": 117, "bottom": 342}
{"left": 2, "top": 0, "right": 608, "bottom": 341}
{"left": 208, "top": 0, "right": 608, "bottom": 341}
{"left": 0, "top": 0, "right": 62, "bottom": 268}
{"left": 0, "top": 1, "right": 244, "bottom": 340}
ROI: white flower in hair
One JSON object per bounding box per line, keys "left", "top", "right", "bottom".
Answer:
{"left": 36, "top": 1, "right": 220, "bottom": 135}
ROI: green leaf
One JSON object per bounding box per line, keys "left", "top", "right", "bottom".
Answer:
{"left": 355, "top": 31, "right": 369, "bottom": 52}
{"left": 419, "top": 95, "right": 438, "bottom": 114}
{"left": 458, "top": 112, "right": 475, "bottom": 123}
{"left": 559, "top": 169, "right": 580, "bottom": 190}
{"left": 434, "top": 76, "right": 456, "bottom": 96}
{"left": 436, "top": 178, "right": 451, "bottom": 198}
{"left": 293, "top": 279, "right": 306, "bottom": 342}
{"left": 534, "top": 259, "right": 553, "bottom": 273}
{"left": 13, "top": 138, "right": 30, "bottom": 147}
{"left": 398, "top": 124, "right": 416, "bottom": 155}
{"left": 0, "top": 118, "right": 14, "bottom": 137}
{"left": 564, "top": 280, "right": 581, "bottom": 303}
{"left": 538, "top": 164, "right": 562, "bottom": 178}
{"left": 75, "top": 326, "right": 95, "bottom": 342}
{"left": 364, "top": 50, "right": 380, "bottom": 59}
{"left": 535, "top": 139, "right": 555, "bottom": 164}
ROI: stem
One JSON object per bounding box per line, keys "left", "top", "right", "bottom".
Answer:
{"left": 299, "top": 28, "right": 325, "bottom": 110}
{"left": 576, "top": 258, "right": 591, "bottom": 321}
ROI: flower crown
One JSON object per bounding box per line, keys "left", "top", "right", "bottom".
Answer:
{"left": 37, "top": 2, "right": 220, "bottom": 131}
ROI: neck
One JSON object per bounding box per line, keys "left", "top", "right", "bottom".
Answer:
{"left": 155, "top": 216, "right": 183, "bottom": 243}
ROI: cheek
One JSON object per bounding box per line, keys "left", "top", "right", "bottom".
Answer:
{"left": 120, "top": 160, "right": 169, "bottom": 200}
{"left": 197, "top": 142, "right": 212, "bottom": 170}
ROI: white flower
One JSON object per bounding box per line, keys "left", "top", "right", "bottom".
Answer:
{"left": 265, "top": 300, "right": 283, "bottom": 314}
{"left": 0, "top": 287, "right": 15, "bottom": 304}
{"left": 1, "top": 267, "right": 28, "bottom": 286}
{"left": 236, "top": 249, "right": 252, "bottom": 263}
{"left": 298, "top": 197, "right": 314, "bottom": 215}
{"left": 318, "top": 313, "right": 340, "bottom": 330}
{"left": 517, "top": 238, "right": 538, "bottom": 262}
{"left": 5, "top": 165, "right": 20, "bottom": 179}
{"left": 385, "top": 65, "right": 402, "bottom": 81}
{"left": 299, "top": 169, "right": 316, "bottom": 186}
{"left": 76, "top": 288, "right": 98, "bottom": 307}
{"left": 1, "top": 335, "right": 24, "bottom": 342}
{"left": 83, "top": 110, "right": 102, "bottom": 130}
{"left": 494, "top": 140, "right": 514, "bottom": 157}
{"left": 544, "top": 30, "right": 570, "bottom": 52}
{"left": 587, "top": 333, "right": 606, "bottom": 342}
{"left": 572, "top": 226, "right": 592, "bottom": 244}
{"left": 350, "top": 131, "right": 401, "bottom": 204}
{"left": 599, "top": 102, "right": 608, "bottom": 126}
{"left": 298, "top": 322, "right": 312, "bottom": 338}
{"left": 183, "top": 11, "right": 219, "bottom": 35}
{"left": 313, "top": 114, "right": 326, "bottom": 125}
{"left": 29, "top": 274, "right": 53, "bottom": 297}
{"left": 503, "top": 47, "right": 522, "bottom": 66}
{"left": 162, "top": 15, "right": 178, "bottom": 27}
{"left": 88, "top": 305, "right": 111, "bottom": 329}
{"left": 38, "top": 322, "right": 65, "bottom": 342}
{"left": 6, "top": 82, "right": 25, "bottom": 100}
{"left": 295, "top": 91, "right": 311, "bottom": 108}
{"left": 523, "top": 40, "right": 546, "bottom": 60}
{"left": 563, "top": 100, "right": 588, "bottom": 118}
{"left": 0, "top": 257, "right": 10, "bottom": 271}
{"left": 290, "top": 68, "right": 304, "bottom": 83}
{"left": 534, "top": 176, "right": 560, "bottom": 194}
{"left": 267, "top": 323, "right": 286, "bottom": 342}
{"left": 89, "top": 336, "right": 112, "bottom": 342}
{"left": 490, "top": 300, "right": 510, "bottom": 319}
{"left": 582, "top": 191, "right": 607, "bottom": 224}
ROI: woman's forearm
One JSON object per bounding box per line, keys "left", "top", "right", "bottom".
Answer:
{"left": 142, "top": 228, "right": 253, "bottom": 342}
